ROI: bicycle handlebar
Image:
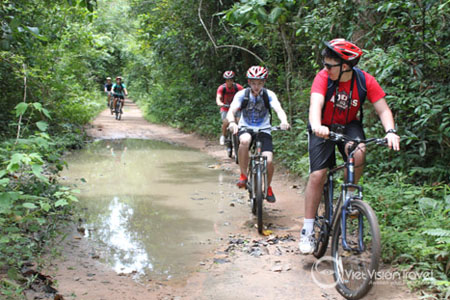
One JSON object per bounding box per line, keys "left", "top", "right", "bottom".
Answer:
{"left": 240, "top": 126, "right": 287, "bottom": 133}
{"left": 329, "top": 131, "right": 387, "bottom": 146}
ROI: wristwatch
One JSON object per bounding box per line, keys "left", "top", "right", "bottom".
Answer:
{"left": 386, "top": 129, "right": 397, "bottom": 134}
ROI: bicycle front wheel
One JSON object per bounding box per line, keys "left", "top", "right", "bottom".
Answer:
{"left": 255, "top": 165, "right": 264, "bottom": 234}
{"left": 331, "top": 200, "right": 381, "bottom": 300}
{"left": 313, "top": 186, "right": 331, "bottom": 258}
{"left": 232, "top": 134, "right": 239, "bottom": 164}
{"left": 226, "top": 133, "right": 232, "bottom": 158}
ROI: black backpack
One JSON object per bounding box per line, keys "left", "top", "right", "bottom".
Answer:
{"left": 241, "top": 87, "right": 272, "bottom": 124}
{"left": 222, "top": 83, "right": 238, "bottom": 98}
{"left": 323, "top": 67, "right": 367, "bottom": 123}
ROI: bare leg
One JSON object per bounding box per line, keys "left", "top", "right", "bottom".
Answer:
{"left": 222, "top": 119, "right": 229, "bottom": 137}
{"left": 304, "top": 169, "right": 328, "bottom": 219}
{"left": 238, "top": 133, "right": 252, "bottom": 177}
{"left": 262, "top": 151, "right": 274, "bottom": 185}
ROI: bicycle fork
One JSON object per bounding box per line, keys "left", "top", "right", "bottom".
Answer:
{"left": 249, "top": 156, "right": 268, "bottom": 199}
{"left": 340, "top": 184, "right": 365, "bottom": 253}
{"left": 328, "top": 173, "right": 366, "bottom": 253}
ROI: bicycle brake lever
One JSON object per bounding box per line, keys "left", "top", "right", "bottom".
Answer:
{"left": 329, "top": 132, "right": 342, "bottom": 141}
{"left": 376, "top": 138, "right": 388, "bottom": 145}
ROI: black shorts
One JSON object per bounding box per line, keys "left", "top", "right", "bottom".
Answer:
{"left": 238, "top": 130, "right": 273, "bottom": 153}
{"left": 114, "top": 95, "right": 124, "bottom": 100}
{"left": 308, "top": 121, "right": 365, "bottom": 173}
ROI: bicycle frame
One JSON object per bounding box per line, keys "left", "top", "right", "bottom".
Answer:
{"left": 249, "top": 140, "right": 268, "bottom": 198}
{"left": 324, "top": 133, "right": 386, "bottom": 253}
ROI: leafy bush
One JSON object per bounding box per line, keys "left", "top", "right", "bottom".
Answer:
{"left": 364, "top": 175, "right": 449, "bottom": 297}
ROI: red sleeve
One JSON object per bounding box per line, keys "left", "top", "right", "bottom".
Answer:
{"left": 236, "top": 84, "right": 244, "bottom": 91}
{"left": 310, "top": 69, "right": 329, "bottom": 96}
{"left": 216, "top": 84, "right": 224, "bottom": 96}
{"left": 364, "top": 71, "right": 386, "bottom": 103}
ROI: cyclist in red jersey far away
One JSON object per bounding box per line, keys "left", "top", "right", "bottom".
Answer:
{"left": 216, "top": 71, "right": 244, "bottom": 145}
{"left": 299, "top": 39, "right": 400, "bottom": 254}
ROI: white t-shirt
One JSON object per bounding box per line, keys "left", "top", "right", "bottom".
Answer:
{"left": 230, "top": 88, "right": 280, "bottom": 135}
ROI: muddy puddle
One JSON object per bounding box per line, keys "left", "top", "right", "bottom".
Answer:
{"left": 62, "top": 139, "right": 247, "bottom": 281}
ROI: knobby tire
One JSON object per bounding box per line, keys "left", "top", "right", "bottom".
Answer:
{"left": 313, "top": 186, "right": 331, "bottom": 258}
{"left": 226, "top": 132, "right": 232, "bottom": 158}
{"left": 331, "top": 200, "right": 381, "bottom": 300}
{"left": 255, "top": 164, "right": 263, "bottom": 234}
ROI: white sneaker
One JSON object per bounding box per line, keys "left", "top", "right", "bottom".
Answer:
{"left": 299, "top": 229, "right": 316, "bottom": 255}
{"left": 219, "top": 135, "right": 225, "bottom": 145}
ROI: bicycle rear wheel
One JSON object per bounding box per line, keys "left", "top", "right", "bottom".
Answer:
{"left": 313, "top": 186, "right": 331, "bottom": 258}
{"left": 255, "top": 164, "right": 264, "bottom": 234}
{"left": 331, "top": 200, "right": 381, "bottom": 300}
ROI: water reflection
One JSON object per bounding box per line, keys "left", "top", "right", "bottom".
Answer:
{"left": 63, "top": 139, "right": 244, "bottom": 280}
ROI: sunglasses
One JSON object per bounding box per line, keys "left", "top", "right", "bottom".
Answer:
{"left": 323, "top": 61, "right": 341, "bottom": 69}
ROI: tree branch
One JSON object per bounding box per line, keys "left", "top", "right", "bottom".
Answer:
{"left": 198, "top": 0, "right": 265, "bottom": 64}
{"left": 15, "top": 64, "right": 27, "bottom": 144}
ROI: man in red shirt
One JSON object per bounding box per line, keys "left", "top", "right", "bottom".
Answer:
{"left": 299, "top": 39, "right": 400, "bottom": 254}
{"left": 216, "top": 71, "right": 244, "bottom": 145}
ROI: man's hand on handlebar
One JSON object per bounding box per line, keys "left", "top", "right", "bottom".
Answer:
{"left": 385, "top": 132, "right": 400, "bottom": 151}
{"left": 280, "top": 122, "right": 290, "bottom": 131}
{"left": 311, "top": 125, "right": 329, "bottom": 139}
{"left": 228, "top": 122, "right": 239, "bottom": 135}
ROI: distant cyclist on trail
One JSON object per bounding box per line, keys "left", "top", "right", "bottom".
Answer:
{"left": 227, "top": 66, "right": 290, "bottom": 203}
{"left": 104, "top": 77, "right": 113, "bottom": 108}
{"left": 216, "top": 71, "right": 244, "bottom": 145}
{"left": 298, "top": 39, "right": 400, "bottom": 254}
{"left": 112, "top": 76, "right": 128, "bottom": 113}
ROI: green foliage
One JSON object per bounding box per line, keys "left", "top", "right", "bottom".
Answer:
{"left": 364, "top": 176, "right": 449, "bottom": 297}
{"left": 0, "top": 0, "right": 109, "bottom": 297}
{"left": 0, "top": 105, "right": 84, "bottom": 297}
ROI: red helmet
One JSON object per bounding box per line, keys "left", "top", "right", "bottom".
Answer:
{"left": 324, "top": 39, "right": 362, "bottom": 65}
{"left": 116, "top": 76, "right": 122, "bottom": 80}
{"left": 246, "top": 66, "right": 268, "bottom": 80}
{"left": 223, "top": 71, "right": 235, "bottom": 79}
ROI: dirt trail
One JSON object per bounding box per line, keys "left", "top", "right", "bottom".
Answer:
{"left": 46, "top": 101, "right": 417, "bottom": 300}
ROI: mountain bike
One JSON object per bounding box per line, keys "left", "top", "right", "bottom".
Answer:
{"left": 223, "top": 105, "right": 239, "bottom": 164}
{"left": 243, "top": 126, "right": 284, "bottom": 234}
{"left": 313, "top": 131, "right": 386, "bottom": 299}
{"left": 114, "top": 97, "right": 124, "bottom": 120}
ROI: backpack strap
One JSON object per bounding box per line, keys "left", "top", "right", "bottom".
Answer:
{"left": 322, "top": 79, "right": 337, "bottom": 118}
{"left": 241, "top": 88, "right": 250, "bottom": 109}
{"left": 353, "top": 67, "right": 367, "bottom": 123}
{"left": 221, "top": 84, "right": 226, "bottom": 97}
{"left": 262, "top": 88, "right": 272, "bottom": 124}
